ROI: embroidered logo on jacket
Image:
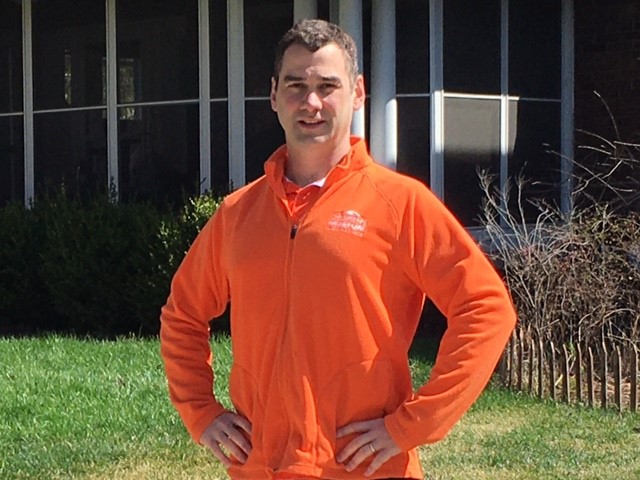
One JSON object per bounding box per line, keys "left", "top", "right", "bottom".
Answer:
{"left": 327, "top": 210, "right": 367, "bottom": 237}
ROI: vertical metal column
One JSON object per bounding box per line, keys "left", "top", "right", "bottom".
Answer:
{"left": 561, "top": 0, "right": 575, "bottom": 216}
{"left": 227, "top": 0, "right": 245, "bottom": 189}
{"left": 329, "top": 0, "right": 340, "bottom": 23}
{"left": 500, "top": 0, "right": 510, "bottom": 222}
{"left": 429, "top": 0, "right": 444, "bottom": 198}
{"left": 106, "top": 0, "right": 119, "bottom": 197}
{"left": 370, "top": 0, "right": 396, "bottom": 168}
{"left": 198, "top": 0, "right": 212, "bottom": 194}
{"left": 293, "top": 0, "right": 317, "bottom": 23}
{"left": 338, "top": 0, "right": 365, "bottom": 138}
{"left": 22, "top": 0, "right": 34, "bottom": 205}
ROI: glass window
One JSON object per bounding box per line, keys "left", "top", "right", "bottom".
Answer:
{"left": 117, "top": 104, "right": 199, "bottom": 205}
{"left": 34, "top": 110, "right": 107, "bottom": 198}
{"left": 209, "top": 0, "right": 228, "bottom": 99}
{"left": 509, "top": 1, "right": 561, "bottom": 99}
{"left": 244, "top": 0, "right": 293, "bottom": 97}
{"left": 362, "top": 0, "right": 372, "bottom": 84}
{"left": 317, "top": 0, "right": 331, "bottom": 21}
{"left": 397, "top": 96, "right": 430, "bottom": 186}
{"left": 444, "top": 97, "right": 501, "bottom": 226}
{"left": 0, "top": 0, "right": 22, "bottom": 114}
{"left": 116, "top": 0, "right": 199, "bottom": 103}
{"left": 32, "top": 0, "right": 106, "bottom": 110}
{"left": 0, "top": 116, "right": 24, "bottom": 205}
{"left": 210, "top": 100, "right": 230, "bottom": 194}
{"left": 396, "top": 0, "right": 429, "bottom": 95}
{"left": 508, "top": 99, "right": 561, "bottom": 221}
{"left": 363, "top": 96, "right": 371, "bottom": 145}
{"left": 245, "top": 100, "right": 284, "bottom": 183}
{"left": 443, "top": 0, "right": 501, "bottom": 94}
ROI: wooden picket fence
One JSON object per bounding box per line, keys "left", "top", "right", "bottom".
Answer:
{"left": 497, "top": 328, "right": 639, "bottom": 413}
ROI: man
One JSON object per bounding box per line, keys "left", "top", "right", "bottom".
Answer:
{"left": 161, "top": 19, "right": 516, "bottom": 480}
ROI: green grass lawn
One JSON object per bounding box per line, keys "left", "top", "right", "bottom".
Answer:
{"left": 1, "top": 335, "right": 638, "bottom": 479}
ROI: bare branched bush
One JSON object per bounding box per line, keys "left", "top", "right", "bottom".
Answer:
{"left": 478, "top": 140, "right": 640, "bottom": 353}
{"left": 574, "top": 133, "right": 640, "bottom": 213}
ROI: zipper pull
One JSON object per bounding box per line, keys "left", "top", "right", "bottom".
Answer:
{"left": 290, "top": 224, "right": 298, "bottom": 239}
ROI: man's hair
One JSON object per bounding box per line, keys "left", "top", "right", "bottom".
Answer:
{"left": 273, "top": 19, "right": 359, "bottom": 86}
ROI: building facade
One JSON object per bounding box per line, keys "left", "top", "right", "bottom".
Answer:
{"left": 1, "top": 0, "right": 635, "bottom": 226}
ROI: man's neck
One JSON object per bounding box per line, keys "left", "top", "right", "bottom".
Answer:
{"left": 285, "top": 142, "right": 350, "bottom": 186}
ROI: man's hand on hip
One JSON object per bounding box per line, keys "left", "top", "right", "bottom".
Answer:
{"left": 199, "top": 412, "right": 253, "bottom": 467}
{"left": 336, "top": 418, "right": 402, "bottom": 476}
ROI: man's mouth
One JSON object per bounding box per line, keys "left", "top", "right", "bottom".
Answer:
{"left": 298, "top": 118, "right": 325, "bottom": 126}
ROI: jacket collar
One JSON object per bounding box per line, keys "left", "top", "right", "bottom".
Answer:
{"left": 264, "top": 136, "right": 372, "bottom": 199}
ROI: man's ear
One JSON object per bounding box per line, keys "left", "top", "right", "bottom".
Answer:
{"left": 352, "top": 74, "right": 365, "bottom": 111}
{"left": 270, "top": 77, "right": 278, "bottom": 112}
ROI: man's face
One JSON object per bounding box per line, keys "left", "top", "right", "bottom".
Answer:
{"left": 270, "top": 43, "right": 365, "bottom": 153}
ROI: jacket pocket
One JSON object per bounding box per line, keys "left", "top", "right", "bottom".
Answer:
{"left": 228, "top": 364, "right": 266, "bottom": 470}
{"left": 229, "top": 363, "right": 261, "bottom": 419}
{"left": 315, "top": 358, "right": 409, "bottom": 466}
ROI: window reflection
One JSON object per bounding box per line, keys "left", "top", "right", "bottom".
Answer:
{"left": 0, "top": 0, "right": 23, "bottom": 114}
{"left": 245, "top": 100, "right": 284, "bottom": 183}
{"left": 396, "top": 0, "right": 429, "bottom": 95}
{"left": 397, "top": 96, "right": 430, "bottom": 186}
{"left": 210, "top": 100, "right": 230, "bottom": 195}
{"left": 244, "top": 0, "right": 293, "bottom": 97}
{"left": 444, "top": 97, "right": 501, "bottom": 225}
{"left": 99, "top": 57, "right": 142, "bottom": 120}
{"left": 364, "top": 97, "right": 371, "bottom": 145}
{"left": 0, "top": 116, "right": 24, "bottom": 205}
{"left": 34, "top": 110, "right": 107, "bottom": 199}
{"left": 362, "top": 0, "right": 372, "bottom": 85}
{"left": 509, "top": 0, "right": 561, "bottom": 99}
{"left": 509, "top": 100, "right": 561, "bottom": 221}
{"left": 64, "top": 49, "right": 72, "bottom": 105}
{"left": 209, "top": 1, "right": 228, "bottom": 99}
{"left": 317, "top": 0, "right": 331, "bottom": 20}
{"left": 116, "top": 0, "right": 199, "bottom": 103}
{"left": 444, "top": 0, "right": 500, "bottom": 94}
{"left": 32, "top": 0, "right": 106, "bottom": 110}
{"left": 118, "top": 104, "right": 199, "bottom": 205}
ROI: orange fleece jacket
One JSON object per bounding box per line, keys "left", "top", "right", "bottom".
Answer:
{"left": 160, "top": 137, "right": 516, "bottom": 479}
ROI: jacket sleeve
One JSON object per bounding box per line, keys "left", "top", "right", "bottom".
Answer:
{"left": 384, "top": 186, "right": 517, "bottom": 451}
{"left": 160, "top": 205, "right": 231, "bottom": 443}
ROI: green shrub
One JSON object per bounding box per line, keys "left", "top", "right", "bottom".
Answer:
{"left": 156, "top": 192, "right": 221, "bottom": 282}
{"left": 0, "top": 190, "right": 222, "bottom": 337}
{"left": 155, "top": 192, "right": 230, "bottom": 333}
{"left": 0, "top": 202, "right": 52, "bottom": 334}
{"left": 36, "top": 193, "right": 161, "bottom": 336}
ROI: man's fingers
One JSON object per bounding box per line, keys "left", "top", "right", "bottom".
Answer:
{"left": 233, "top": 415, "right": 253, "bottom": 436}
{"left": 214, "top": 418, "right": 253, "bottom": 460}
{"left": 222, "top": 425, "right": 253, "bottom": 457}
{"left": 336, "top": 418, "right": 402, "bottom": 475}
{"left": 207, "top": 441, "right": 233, "bottom": 468}
{"left": 201, "top": 433, "right": 233, "bottom": 467}
{"left": 335, "top": 434, "right": 373, "bottom": 463}
{"left": 364, "top": 448, "right": 396, "bottom": 476}
{"left": 203, "top": 427, "right": 251, "bottom": 465}
{"left": 217, "top": 432, "right": 251, "bottom": 463}
{"left": 336, "top": 420, "right": 372, "bottom": 438}
{"left": 342, "top": 441, "right": 376, "bottom": 472}
{"left": 199, "top": 413, "right": 253, "bottom": 466}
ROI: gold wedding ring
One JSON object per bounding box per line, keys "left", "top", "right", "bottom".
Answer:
{"left": 369, "top": 443, "right": 376, "bottom": 454}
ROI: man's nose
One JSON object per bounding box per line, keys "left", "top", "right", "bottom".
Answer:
{"left": 302, "top": 90, "right": 323, "bottom": 110}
